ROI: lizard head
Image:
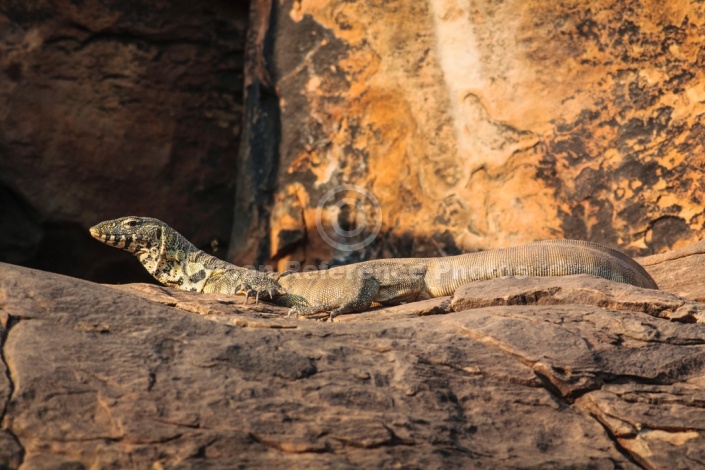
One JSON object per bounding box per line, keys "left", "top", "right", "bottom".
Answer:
{"left": 90, "top": 216, "right": 167, "bottom": 253}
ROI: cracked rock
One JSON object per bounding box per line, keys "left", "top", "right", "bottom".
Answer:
{"left": 1, "top": 257, "right": 705, "bottom": 468}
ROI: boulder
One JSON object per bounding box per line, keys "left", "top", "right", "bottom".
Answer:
{"left": 0, "top": 0, "right": 248, "bottom": 283}
{"left": 1, "top": 242, "right": 704, "bottom": 468}
{"left": 638, "top": 239, "right": 705, "bottom": 301}
{"left": 236, "top": 0, "right": 705, "bottom": 270}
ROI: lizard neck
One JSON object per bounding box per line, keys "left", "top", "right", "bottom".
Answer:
{"left": 135, "top": 226, "right": 241, "bottom": 291}
{"left": 134, "top": 227, "right": 196, "bottom": 289}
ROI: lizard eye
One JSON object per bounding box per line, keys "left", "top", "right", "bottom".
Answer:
{"left": 124, "top": 219, "right": 139, "bottom": 228}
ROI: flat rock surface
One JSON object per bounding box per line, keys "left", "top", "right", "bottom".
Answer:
{"left": 451, "top": 274, "right": 705, "bottom": 323}
{"left": 1, "top": 259, "right": 705, "bottom": 469}
{"left": 638, "top": 239, "right": 705, "bottom": 301}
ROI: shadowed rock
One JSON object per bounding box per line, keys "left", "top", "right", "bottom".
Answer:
{"left": 1, "top": 244, "right": 705, "bottom": 468}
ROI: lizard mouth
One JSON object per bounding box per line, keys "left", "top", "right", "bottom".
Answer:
{"left": 89, "top": 226, "right": 122, "bottom": 245}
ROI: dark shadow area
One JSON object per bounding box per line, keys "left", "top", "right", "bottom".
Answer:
{"left": 0, "top": 0, "right": 250, "bottom": 284}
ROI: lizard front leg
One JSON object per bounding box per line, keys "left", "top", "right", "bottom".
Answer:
{"left": 202, "top": 268, "right": 286, "bottom": 303}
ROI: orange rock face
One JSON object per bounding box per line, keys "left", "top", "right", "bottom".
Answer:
{"left": 235, "top": 0, "right": 705, "bottom": 269}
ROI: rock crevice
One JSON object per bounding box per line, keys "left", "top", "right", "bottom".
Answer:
{"left": 0, "top": 255, "right": 704, "bottom": 467}
{"left": 0, "top": 310, "right": 25, "bottom": 469}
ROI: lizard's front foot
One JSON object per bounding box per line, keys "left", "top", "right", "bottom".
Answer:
{"left": 235, "top": 273, "right": 286, "bottom": 305}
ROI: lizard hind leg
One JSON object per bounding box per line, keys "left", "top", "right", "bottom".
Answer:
{"left": 328, "top": 302, "right": 371, "bottom": 322}
{"left": 327, "top": 275, "right": 380, "bottom": 321}
{"left": 287, "top": 275, "right": 379, "bottom": 322}
{"left": 287, "top": 305, "right": 328, "bottom": 319}
{"left": 286, "top": 299, "right": 374, "bottom": 321}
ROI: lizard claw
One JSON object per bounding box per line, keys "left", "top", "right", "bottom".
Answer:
{"left": 287, "top": 307, "right": 301, "bottom": 319}
{"left": 241, "top": 288, "right": 262, "bottom": 305}
{"left": 232, "top": 283, "right": 245, "bottom": 303}
{"left": 234, "top": 273, "right": 286, "bottom": 305}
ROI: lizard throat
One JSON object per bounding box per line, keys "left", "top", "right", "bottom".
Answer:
{"left": 136, "top": 248, "right": 162, "bottom": 278}
{"left": 135, "top": 244, "right": 191, "bottom": 290}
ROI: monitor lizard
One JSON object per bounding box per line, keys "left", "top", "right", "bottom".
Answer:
{"left": 90, "top": 217, "right": 658, "bottom": 320}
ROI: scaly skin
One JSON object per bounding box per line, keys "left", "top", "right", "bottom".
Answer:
{"left": 89, "top": 217, "right": 284, "bottom": 302}
{"left": 90, "top": 217, "right": 658, "bottom": 321}
{"left": 274, "top": 240, "right": 658, "bottom": 319}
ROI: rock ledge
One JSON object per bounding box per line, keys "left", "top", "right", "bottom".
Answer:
{"left": 1, "top": 260, "right": 704, "bottom": 468}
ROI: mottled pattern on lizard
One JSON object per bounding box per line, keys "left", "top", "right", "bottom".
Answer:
{"left": 90, "top": 217, "right": 658, "bottom": 320}
{"left": 90, "top": 217, "right": 284, "bottom": 302}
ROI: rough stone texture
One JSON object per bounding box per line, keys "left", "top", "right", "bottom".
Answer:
{"left": 0, "top": 0, "right": 248, "bottom": 283}
{"left": 235, "top": 0, "right": 705, "bottom": 270}
{"left": 451, "top": 274, "right": 705, "bottom": 323}
{"left": 638, "top": 239, "right": 705, "bottom": 301}
{"left": 2, "top": 243, "right": 705, "bottom": 468}
{"left": 0, "top": 310, "right": 23, "bottom": 468}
